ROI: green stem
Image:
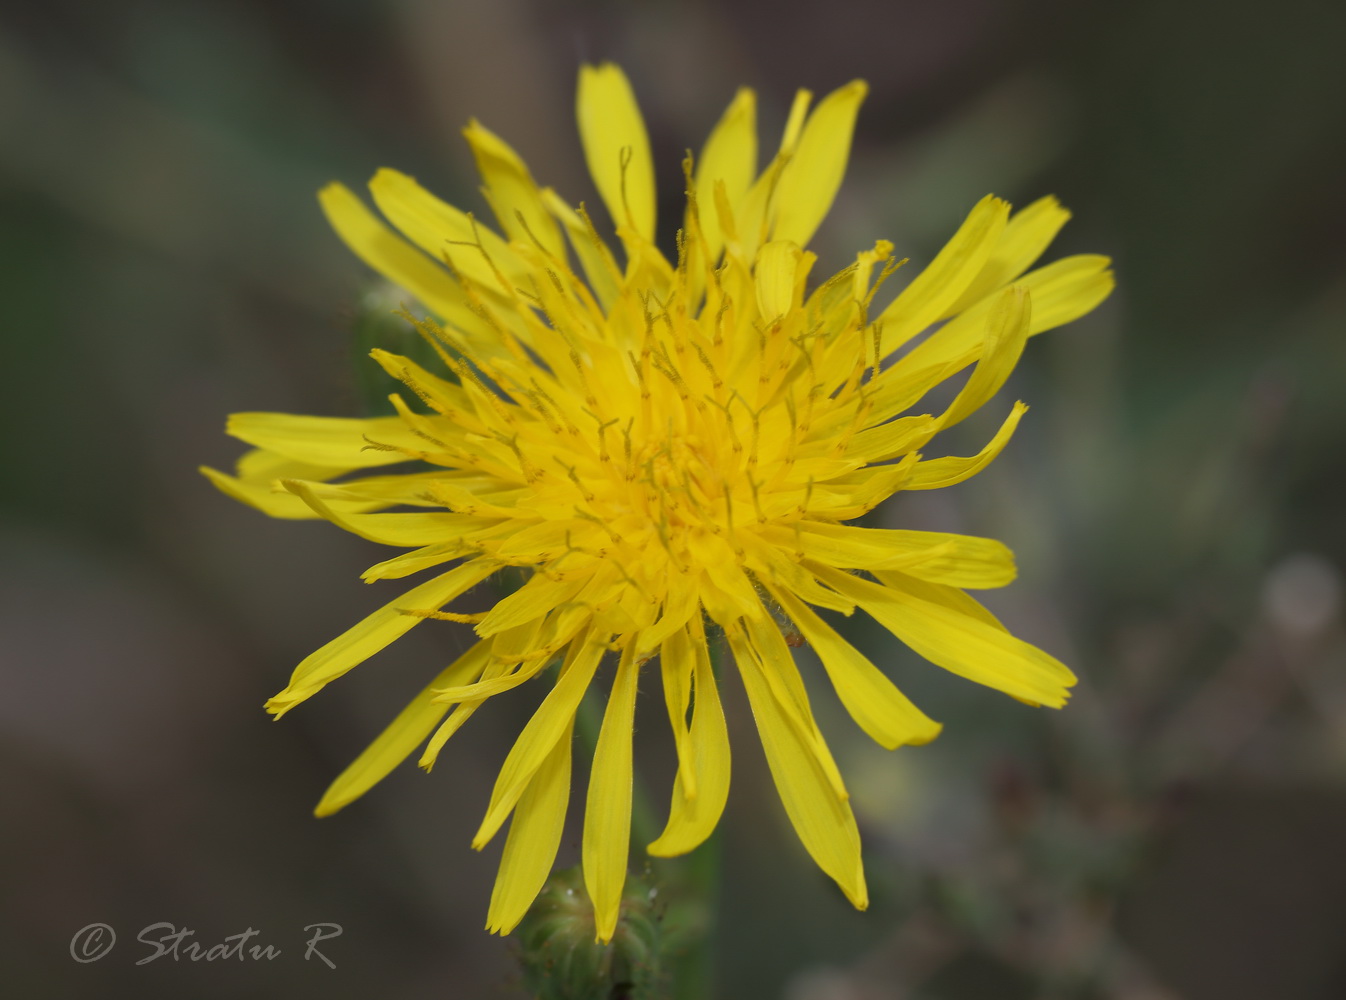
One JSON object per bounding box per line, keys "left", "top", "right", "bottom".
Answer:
{"left": 675, "top": 831, "right": 722, "bottom": 1000}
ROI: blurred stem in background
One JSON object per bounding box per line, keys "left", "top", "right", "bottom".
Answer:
{"left": 352, "top": 282, "right": 450, "bottom": 417}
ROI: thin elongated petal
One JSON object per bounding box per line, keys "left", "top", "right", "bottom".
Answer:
{"left": 730, "top": 88, "right": 811, "bottom": 260}
{"left": 319, "top": 183, "right": 495, "bottom": 340}
{"left": 906, "top": 402, "right": 1027, "bottom": 490}
{"left": 474, "top": 636, "right": 605, "bottom": 848}
{"left": 266, "top": 559, "right": 498, "bottom": 716}
{"left": 314, "top": 639, "right": 492, "bottom": 816}
{"left": 737, "top": 616, "right": 848, "bottom": 803}
{"left": 872, "top": 569, "right": 1010, "bottom": 631}
{"left": 692, "top": 88, "right": 757, "bottom": 260}
{"left": 786, "top": 522, "right": 1017, "bottom": 589}
{"left": 939, "top": 285, "right": 1031, "bottom": 428}
{"left": 659, "top": 627, "right": 695, "bottom": 798}
{"left": 368, "top": 168, "right": 524, "bottom": 295}
{"left": 731, "top": 623, "right": 868, "bottom": 909}
{"left": 942, "top": 195, "right": 1071, "bottom": 317}
{"left": 227, "top": 412, "right": 427, "bottom": 469}
{"left": 810, "top": 563, "right": 1075, "bottom": 707}
{"left": 486, "top": 716, "right": 574, "bottom": 935}
{"left": 583, "top": 643, "right": 641, "bottom": 942}
{"left": 648, "top": 617, "right": 731, "bottom": 857}
{"left": 844, "top": 415, "right": 939, "bottom": 464}
{"left": 476, "top": 571, "right": 587, "bottom": 637}
{"left": 200, "top": 463, "right": 363, "bottom": 520}
{"left": 543, "top": 188, "right": 623, "bottom": 310}
{"left": 285, "top": 478, "right": 502, "bottom": 547}
{"left": 418, "top": 622, "right": 549, "bottom": 771}
{"left": 755, "top": 240, "right": 804, "bottom": 321}
{"left": 877, "top": 194, "right": 1009, "bottom": 353}
{"left": 772, "top": 80, "right": 867, "bottom": 247}
{"left": 577, "top": 63, "right": 656, "bottom": 242}
{"left": 462, "top": 120, "right": 566, "bottom": 261}
{"left": 772, "top": 587, "right": 941, "bottom": 749}
{"left": 634, "top": 572, "right": 698, "bottom": 654}
{"left": 901, "top": 254, "right": 1114, "bottom": 375}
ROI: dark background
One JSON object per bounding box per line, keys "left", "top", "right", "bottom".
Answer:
{"left": 3, "top": 1, "right": 1345, "bottom": 997}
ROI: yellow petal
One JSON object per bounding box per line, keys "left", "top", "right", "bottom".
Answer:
{"left": 785, "top": 522, "right": 1018, "bottom": 589}
{"left": 730, "top": 89, "right": 812, "bottom": 261}
{"left": 486, "top": 715, "right": 575, "bottom": 934}
{"left": 754, "top": 240, "right": 804, "bottom": 322}
{"left": 739, "top": 615, "right": 848, "bottom": 800}
{"left": 802, "top": 455, "right": 919, "bottom": 520}
{"left": 635, "top": 571, "right": 699, "bottom": 654}
{"left": 583, "top": 643, "right": 642, "bottom": 942}
{"left": 730, "top": 623, "right": 868, "bottom": 909}
{"left": 367, "top": 168, "right": 524, "bottom": 296}
{"left": 778, "top": 87, "right": 813, "bottom": 158}
{"left": 542, "top": 188, "right": 623, "bottom": 310}
{"left": 265, "top": 559, "right": 498, "bottom": 717}
{"left": 473, "top": 635, "right": 605, "bottom": 847}
{"left": 648, "top": 617, "right": 731, "bottom": 857}
{"left": 877, "top": 194, "right": 1009, "bottom": 353}
{"left": 362, "top": 544, "right": 466, "bottom": 583}
{"left": 461, "top": 120, "right": 566, "bottom": 261}
{"left": 901, "top": 254, "right": 1114, "bottom": 375}
{"left": 772, "top": 80, "right": 867, "bottom": 248}
{"left": 740, "top": 533, "right": 857, "bottom": 615}
{"left": 313, "top": 639, "right": 492, "bottom": 816}
{"left": 291, "top": 469, "right": 463, "bottom": 508}
{"left": 418, "top": 626, "right": 544, "bottom": 772}
{"left": 939, "top": 284, "right": 1031, "bottom": 428}
{"left": 429, "top": 657, "right": 551, "bottom": 704}
{"left": 318, "top": 183, "right": 494, "bottom": 340}
{"left": 691, "top": 88, "right": 757, "bottom": 261}
{"left": 577, "top": 63, "right": 656, "bottom": 243}
{"left": 772, "top": 587, "right": 941, "bottom": 749}
{"left": 284, "top": 477, "right": 502, "bottom": 547}
{"left": 942, "top": 195, "right": 1072, "bottom": 317}
{"left": 226, "top": 412, "right": 425, "bottom": 469}
{"left": 873, "top": 569, "right": 1010, "bottom": 632}
{"left": 810, "top": 563, "right": 1076, "bottom": 707}
{"left": 905, "top": 402, "right": 1027, "bottom": 490}
{"left": 658, "top": 626, "right": 696, "bottom": 799}
{"left": 366, "top": 349, "right": 482, "bottom": 427}
{"left": 475, "top": 571, "right": 588, "bottom": 637}
{"left": 234, "top": 447, "right": 347, "bottom": 482}
{"left": 200, "top": 460, "right": 356, "bottom": 521}
{"left": 844, "top": 414, "right": 939, "bottom": 464}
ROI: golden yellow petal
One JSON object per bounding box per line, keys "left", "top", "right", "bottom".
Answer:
{"left": 877, "top": 194, "right": 1010, "bottom": 354}
{"left": 577, "top": 63, "right": 656, "bottom": 243}
{"left": 313, "top": 639, "right": 492, "bottom": 816}
{"left": 691, "top": 87, "right": 757, "bottom": 261}
{"left": 811, "top": 563, "right": 1076, "bottom": 707}
{"left": 582, "top": 643, "right": 641, "bottom": 942}
{"left": 461, "top": 119, "right": 566, "bottom": 261}
{"left": 729, "top": 623, "right": 868, "bottom": 909}
{"left": 772, "top": 79, "right": 867, "bottom": 248}
{"left": 473, "top": 634, "right": 605, "bottom": 848}
{"left": 486, "top": 716, "right": 574, "bottom": 935}
{"left": 772, "top": 587, "right": 942, "bottom": 749}
{"left": 265, "top": 559, "right": 498, "bottom": 717}
{"left": 648, "top": 617, "right": 731, "bottom": 857}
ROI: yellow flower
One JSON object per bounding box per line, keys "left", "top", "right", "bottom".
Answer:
{"left": 203, "top": 64, "right": 1112, "bottom": 942}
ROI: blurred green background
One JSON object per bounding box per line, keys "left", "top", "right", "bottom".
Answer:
{"left": 3, "top": 1, "right": 1345, "bottom": 997}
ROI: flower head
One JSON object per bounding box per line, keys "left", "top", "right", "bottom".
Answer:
{"left": 203, "top": 64, "right": 1112, "bottom": 941}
